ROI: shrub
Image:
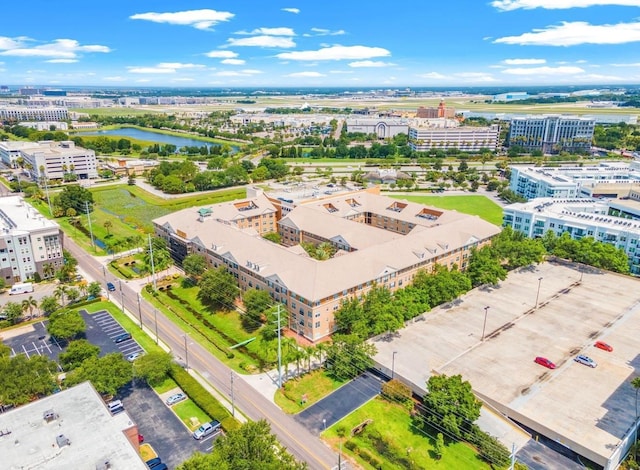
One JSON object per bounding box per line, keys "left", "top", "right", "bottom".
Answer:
{"left": 381, "top": 379, "right": 413, "bottom": 409}
{"left": 168, "top": 364, "right": 240, "bottom": 431}
{"left": 344, "top": 440, "right": 358, "bottom": 452}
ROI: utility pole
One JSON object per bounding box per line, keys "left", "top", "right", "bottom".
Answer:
{"left": 137, "top": 293, "right": 142, "bottom": 328}
{"left": 184, "top": 334, "right": 189, "bottom": 369}
{"left": 276, "top": 304, "right": 282, "bottom": 389}
{"left": 509, "top": 442, "right": 516, "bottom": 470}
{"left": 148, "top": 234, "right": 157, "bottom": 291}
{"left": 119, "top": 279, "right": 124, "bottom": 313}
{"left": 154, "top": 309, "right": 158, "bottom": 344}
{"left": 230, "top": 371, "right": 235, "bottom": 417}
{"left": 85, "top": 201, "right": 95, "bottom": 252}
{"left": 42, "top": 171, "right": 52, "bottom": 216}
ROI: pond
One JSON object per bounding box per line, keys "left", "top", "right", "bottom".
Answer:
{"left": 78, "top": 127, "right": 238, "bottom": 152}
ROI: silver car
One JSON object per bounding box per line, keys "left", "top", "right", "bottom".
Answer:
{"left": 193, "top": 420, "right": 221, "bottom": 440}
{"left": 574, "top": 354, "right": 597, "bottom": 368}
{"left": 165, "top": 392, "right": 187, "bottom": 406}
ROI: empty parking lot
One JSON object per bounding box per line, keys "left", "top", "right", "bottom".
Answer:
{"left": 372, "top": 261, "right": 640, "bottom": 469}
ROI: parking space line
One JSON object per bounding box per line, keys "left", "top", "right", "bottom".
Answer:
{"left": 49, "top": 336, "right": 63, "bottom": 350}
{"left": 41, "top": 341, "right": 53, "bottom": 354}
{"left": 31, "top": 342, "right": 43, "bottom": 356}
{"left": 10, "top": 347, "right": 17, "bottom": 358}
{"left": 21, "top": 344, "right": 30, "bottom": 358}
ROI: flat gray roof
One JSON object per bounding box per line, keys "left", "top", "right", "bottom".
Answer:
{"left": 372, "top": 262, "right": 640, "bottom": 467}
{"left": 0, "top": 381, "right": 146, "bottom": 470}
{"left": 0, "top": 196, "right": 59, "bottom": 232}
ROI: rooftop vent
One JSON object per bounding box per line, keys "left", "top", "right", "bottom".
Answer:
{"left": 56, "top": 434, "right": 70, "bottom": 448}
{"left": 43, "top": 409, "right": 58, "bottom": 423}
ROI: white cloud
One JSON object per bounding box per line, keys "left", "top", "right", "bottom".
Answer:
{"left": 610, "top": 62, "right": 640, "bottom": 66}
{"left": 130, "top": 9, "right": 234, "bottom": 30}
{"left": 127, "top": 66, "right": 176, "bottom": 74}
{"left": 136, "top": 79, "right": 151, "bottom": 83}
{"left": 329, "top": 70, "right": 354, "bottom": 74}
{"left": 418, "top": 72, "right": 447, "bottom": 79}
{"left": 104, "top": 76, "right": 126, "bottom": 81}
{"left": 304, "top": 27, "right": 346, "bottom": 37}
{"left": 0, "top": 38, "right": 110, "bottom": 58}
{"left": 503, "top": 58, "right": 546, "bottom": 65}
{"left": 46, "top": 59, "right": 78, "bottom": 63}
{"left": 215, "top": 69, "right": 263, "bottom": 77}
{"left": 491, "top": 0, "right": 640, "bottom": 11}
{"left": 348, "top": 60, "right": 395, "bottom": 68}
{"left": 157, "top": 62, "right": 205, "bottom": 69}
{"left": 171, "top": 78, "right": 195, "bottom": 82}
{"left": 277, "top": 45, "right": 390, "bottom": 61}
{"left": 502, "top": 65, "right": 585, "bottom": 75}
{"left": 0, "top": 37, "right": 26, "bottom": 50}
{"left": 282, "top": 7, "right": 300, "bottom": 13}
{"left": 227, "top": 36, "right": 296, "bottom": 48}
{"left": 494, "top": 21, "right": 640, "bottom": 46}
{"left": 221, "top": 58, "right": 245, "bottom": 65}
{"left": 205, "top": 50, "right": 238, "bottom": 58}
{"left": 236, "top": 27, "right": 295, "bottom": 36}
{"left": 286, "top": 71, "right": 326, "bottom": 77}
{"left": 241, "top": 69, "right": 263, "bottom": 74}
{"left": 454, "top": 72, "right": 497, "bottom": 82}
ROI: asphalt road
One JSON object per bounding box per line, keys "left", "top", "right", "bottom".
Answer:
{"left": 66, "top": 238, "right": 342, "bottom": 469}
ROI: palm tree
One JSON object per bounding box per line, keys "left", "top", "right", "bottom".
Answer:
{"left": 103, "top": 220, "right": 113, "bottom": 237}
{"left": 632, "top": 377, "right": 640, "bottom": 461}
{"left": 21, "top": 296, "right": 37, "bottom": 319}
{"left": 54, "top": 285, "right": 69, "bottom": 306}
{"left": 43, "top": 263, "right": 55, "bottom": 279}
{"left": 314, "top": 342, "right": 327, "bottom": 367}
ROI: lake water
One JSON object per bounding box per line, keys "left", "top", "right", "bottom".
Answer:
{"left": 78, "top": 127, "right": 237, "bottom": 151}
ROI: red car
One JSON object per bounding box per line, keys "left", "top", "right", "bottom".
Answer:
{"left": 594, "top": 341, "right": 613, "bottom": 352}
{"left": 534, "top": 356, "right": 556, "bottom": 369}
{"left": 137, "top": 434, "right": 144, "bottom": 444}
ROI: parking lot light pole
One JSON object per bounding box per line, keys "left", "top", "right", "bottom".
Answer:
{"left": 322, "top": 418, "right": 326, "bottom": 432}
{"left": 481, "top": 306, "right": 490, "bottom": 342}
{"left": 535, "top": 277, "right": 543, "bottom": 309}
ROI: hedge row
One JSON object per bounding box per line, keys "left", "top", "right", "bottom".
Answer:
{"left": 169, "top": 364, "right": 241, "bottom": 432}
{"left": 343, "top": 440, "right": 383, "bottom": 469}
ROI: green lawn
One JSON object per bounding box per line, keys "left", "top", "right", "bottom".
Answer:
{"left": 391, "top": 194, "right": 503, "bottom": 225}
{"left": 172, "top": 400, "right": 211, "bottom": 430}
{"left": 324, "top": 397, "right": 490, "bottom": 470}
{"left": 152, "top": 375, "right": 179, "bottom": 394}
{"left": 275, "top": 369, "right": 348, "bottom": 414}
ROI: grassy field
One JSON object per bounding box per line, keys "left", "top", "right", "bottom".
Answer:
{"left": 275, "top": 369, "right": 348, "bottom": 414}
{"left": 324, "top": 397, "right": 490, "bottom": 470}
{"left": 173, "top": 400, "right": 211, "bottom": 430}
{"left": 391, "top": 194, "right": 503, "bottom": 225}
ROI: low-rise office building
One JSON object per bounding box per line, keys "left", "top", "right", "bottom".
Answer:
{"left": 507, "top": 115, "right": 595, "bottom": 154}
{"left": 510, "top": 162, "right": 640, "bottom": 200}
{"left": 154, "top": 187, "right": 500, "bottom": 341}
{"left": 503, "top": 197, "right": 640, "bottom": 273}
{"left": 0, "top": 196, "right": 64, "bottom": 283}
{"left": 0, "top": 381, "right": 146, "bottom": 470}
{"left": 0, "top": 106, "right": 68, "bottom": 121}
{"left": 0, "top": 140, "right": 40, "bottom": 167}
{"left": 345, "top": 117, "right": 410, "bottom": 139}
{"left": 21, "top": 140, "right": 98, "bottom": 180}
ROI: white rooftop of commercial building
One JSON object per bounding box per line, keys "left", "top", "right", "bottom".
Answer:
{"left": 512, "top": 162, "right": 640, "bottom": 185}
{"left": 0, "top": 381, "right": 146, "bottom": 470}
{"left": 0, "top": 196, "right": 59, "bottom": 233}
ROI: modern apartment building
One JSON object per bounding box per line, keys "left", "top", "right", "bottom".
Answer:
{"left": 503, "top": 197, "right": 640, "bottom": 273}
{"left": 510, "top": 162, "right": 640, "bottom": 200}
{"left": 507, "top": 115, "right": 595, "bottom": 154}
{"left": 0, "top": 106, "right": 68, "bottom": 121}
{"left": 408, "top": 123, "right": 500, "bottom": 152}
{"left": 153, "top": 187, "right": 500, "bottom": 342}
{"left": 0, "top": 196, "right": 64, "bottom": 284}
{"left": 416, "top": 100, "right": 455, "bottom": 119}
{"left": 20, "top": 141, "right": 98, "bottom": 180}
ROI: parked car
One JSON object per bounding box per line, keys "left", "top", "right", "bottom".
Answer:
{"left": 107, "top": 400, "right": 124, "bottom": 415}
{"left": 107, "top": 282, "right": 116, "bottom": 292}
{"left": 574, "top": 355, "right": 597, "bottom": 368}
{"left": 126, "top": 352, "right": 142, "bottom": 362}
{"left": 534, "top": 356, "right": 556, "bottom": 369}
{"left": 594, "top": 340, "right": 613, "bottom": 352}
{"left": 192, "top": 420, "right": 221, "bottom": 440}
{"left": 165, "top": 392, "right": 187, "bottom": 406}
{"left": 145, "top": 457, "right": 162, "bottom": 468}
{"left": 114, "top": 332, "right": 132, "bottom": 343}
{"left": 138, "top": 434, "right": 144, "bottom": 444}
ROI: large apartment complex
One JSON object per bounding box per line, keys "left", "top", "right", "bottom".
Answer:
{"left": 507, "top": 115, "right": 595, "bottom": 154}
{"left": 510, "top": 162, "right": 640, "bottom": 200}
{"left": 0, "top": 196, "right": 63, "bottom": 284}
{"left": 503, "top": 196, "right": 640, "bottom": 274}
{"left": 154, "top": 187, "right": 500, "bottom": 342}
{"left": 21, "top": 140, "right": 98, "bottom": 180}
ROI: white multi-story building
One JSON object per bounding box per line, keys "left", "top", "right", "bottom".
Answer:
{"left": 20, "top": 141, "right": 98, "bottom": 181}
{"left": 18, "top": 121, "right": 68, "bottom": 131}
{"left": 503, "top": 197, "right": 640, "bottom": 273}
{"left": 346, "top": 118, "right": 410, "bottom": 139}
{"left": 0, "top": 106, "right": 68, "bottom": 121}
{"left": 408, "top": 123, "right": 500, "bottom": 152}
{"left": 510, "top": 162, "right": 640, "bottom": 200}
{"left": 0, "top": 196, "right": 64, "bottom": 283}
{"left": 507, "top": 115, "right": 595, "bottom": 154}
{"left": 0, "top": 141, "right": 41, "bottom": 167}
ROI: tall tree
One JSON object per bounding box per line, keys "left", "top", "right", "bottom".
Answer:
{"left": 182, "top": 253, "right": 207, "bottom": 279}
{"left": 466, "top": 246, "right": 507, "bottom": 287}
{"left": 21, "top": 296, "right": 38, "bottom": 318}
{"left": 242, "top": 289, "right": 272, "bottom": 326}
{"left": 3, "top": 302, "right": 24, "bottom": 324}
{"left": 134, "top": 351, "right": 173, "bottom": 385}
{"left": 65, "top": 353, "right": 133, "bottom": 396}
{"left": 325, "top": 334, "right": 377, "bottom": 380}
{"left": 47, "top": 309, "right": 86, "bottom": 341}
{"left": 59, "top": 339, "right": 100, "bottom": 371}
{"left": 197, "top": 267, "right": 240, "bottom": 310}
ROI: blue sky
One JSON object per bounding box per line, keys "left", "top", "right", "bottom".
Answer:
{"left": 3, "top": 0, "right": 640, "bottom": 87}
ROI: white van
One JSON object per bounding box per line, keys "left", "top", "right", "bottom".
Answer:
{"left": 10, "top": 282, "right": 34, "bottom": 295}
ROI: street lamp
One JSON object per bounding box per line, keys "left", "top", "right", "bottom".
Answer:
{"left": 118, "top": 279, "right": 124, "bottom": 313}
{"left": 322, "top": 418, "right": 326, "bottom": 432}
{"left": 392, "top": 351, "right": 398, "bottom": 379}
{"left": 184, "top": 333, "right": 189, "bottom": 369}
{"left": 481, "top": 306, "right": 490, "bottom": 342}
{"left": 154, "top": 309, "right": 158, "bottom": 345}
{"left": 535, "top": 277, "right": 543, "bottom": 309}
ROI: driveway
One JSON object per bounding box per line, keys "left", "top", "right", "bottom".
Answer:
{"left": 516, "top": 439, "right": 585, "bottom": 470}
{"left": 0, "top": 282, "right": 58, "bottom": 310}
{"left": 295, "top": 373, "right": 382, "bottom": 434}
{"left": 117, "top": 381, "right": 210, "bottom": 468}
